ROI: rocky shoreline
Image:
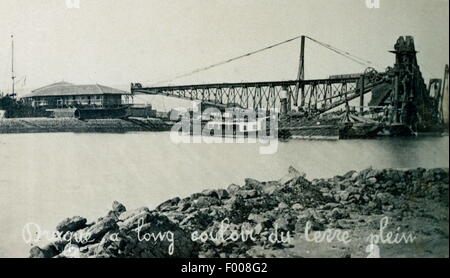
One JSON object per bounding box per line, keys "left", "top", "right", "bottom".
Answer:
{"left": 29, "top": 167, "right": 449, "bottom": 258}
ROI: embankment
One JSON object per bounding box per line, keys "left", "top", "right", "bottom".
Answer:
{"left": 29, "top": 167, "right": 449, "bottom": 258}
{"left": 0, "top": 117, "right": 173, "bottom": 134}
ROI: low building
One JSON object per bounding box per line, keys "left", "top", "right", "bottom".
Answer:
{"left": 22, "top": 82, "right": 131, "bottom": 109}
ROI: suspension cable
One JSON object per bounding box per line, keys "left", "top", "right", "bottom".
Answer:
{"left": 148, "top": 35, "right": 377, "bottom": 86}
{"left": 305, "top": 36, "right": 374, "bottom": 67}
{"left": 150, "top": 35, "right": 303, "bottom": 86}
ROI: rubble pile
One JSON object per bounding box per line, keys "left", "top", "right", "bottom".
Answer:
{"left": 29, "top": 167, "right": 448, "bottom": 258}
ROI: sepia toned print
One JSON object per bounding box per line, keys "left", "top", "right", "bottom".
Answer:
{"left": 0, "top": 0, "right": 448, "bottom": 260}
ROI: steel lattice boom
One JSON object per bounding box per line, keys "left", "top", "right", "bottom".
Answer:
{"left": 131, "top": 76, "right": 381, "bottom": 114}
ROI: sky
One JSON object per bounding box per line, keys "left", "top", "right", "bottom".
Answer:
{"left": 0, "top": 0, "right": 449, "bottom": 97}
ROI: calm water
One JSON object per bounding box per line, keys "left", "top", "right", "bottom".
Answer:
{"left": 0, "top": 132, "right": 448, "bottom": 257}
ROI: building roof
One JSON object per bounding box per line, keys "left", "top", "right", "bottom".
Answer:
{"left": 22, "top": 82, "right": 131, "bottom": 98}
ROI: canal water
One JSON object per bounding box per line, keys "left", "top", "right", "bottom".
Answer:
{"left": 0, "top": 132, "right": 448, "bottom": 257}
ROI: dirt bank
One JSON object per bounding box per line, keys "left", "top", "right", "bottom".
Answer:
{"left": 0, "top": 117, "right": 173, "bottom": 134}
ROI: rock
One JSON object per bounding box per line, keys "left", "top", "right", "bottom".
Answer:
{"left": 193, "top": 196, "right": 221, "bottom": 208}
{"left": 382, "top": 204, "right": 394, "bottom": 211}
{"left": 190, "top": 193, "right": 203, "bottom": 200}
{"left": 375, "top": 192, "right": 394, "bottom": 204}
{"left": 227, "top": 195, "right": 251, "bottom": 222}
{"left": 351, "top": 194, "right": 361, "bottom": 202}
{"left": 29, "top": 246, "right": 48, "bottom": 258}
{"left": 366, "top": 201, "right": 381, "bottom": 213}
{"left": 208, "top": 206, "right": 230, "bottom": 220}
{"left": 107, "top": 202, "right": 127, "bottom": 219}
{"left": 179, "top": 210, "right": 212, "bottom": 230}
{"left": 350, "top": 172, "right": 359, "bottom": 181}
{"left": 274, "top": 215, "right": 292, "bottom": 231}
{"left": 80, "top": 243, "right": 100, "bottom": 257}
{"left": 177, "top": 198, "right": 192, "bottom": 212}
{"left": 384, "top": 169, "right": 405, "bottom": 183}
{"left": 323, "top": 203, "right": 340, "bottom": 210}
{"left": 199, "top": 249, "right": 218, "bottom": 258}
{"left": 119, "top": 210, "right": 154, "bottom": 230}
{"left": 57, "top": 243, "right": 84, "bottom": 258}
{"left": 112, "top": 201, "right": 126, "bottom": 214}
{"left": 278, "top": 202, "right": 289, "bottom": 210}
{"left": 238, "top": 189, "right": 258, "bottom": 199}
{"left": 322, "top": 192, "right": 333, "bottom": 199}
{"left": 93, "top": 231, "right": 122, "bottom": 257}
{"left": 280, "top": 166, "right": 306, "bottom": 186}
{"left": 227, "top": 184, "right": 241, "bottom": 195}
{"left": 248, "top": 213, "right": 270, "bottom": 225}
{"left": 341, "top": 253, "right": 351, "bottom": 258}
{"left": 85, "top": 217, "right": 118, "bottom": 243}
{"left": 336, "top": 219, "right": 357, "bottom": 229}
{"left": 339, "top": 191, "right": 350, "bottom": 202}
{"left": 216, "top": 189, "right": 230, "bottom": 200}
{"left": 345, "top": 186, "right": 360, "bottom": 194}
{"left": 423, "top": 168, "right": 449, "bottom": 182}
{"left": 254, "top": 223, "right": 264, "bottom": 235}
{"left": 244, "top": 178, "right": 263, "bottom": 190}
{"left": 295, "top": 209, "right": 327, "bottom": 232}
{"left": 327, "top": 208, "right": 350, "bottom": 221}
{"left": 118, "top": 207, "right": 150, "bottom": 222}
{"left": 358, "top": 167, "right": 372, "bottom": 179}
{"left": 201, "top": 189, "right": 219, "bottom": 198}
{"left": 366, "top": 168, "right": 382, "bottom": 179}
{"left": 343, "top": 170, "right": 357, "bottom": 179}
{"left": 156, "top": 197, "right": 180, "bottom": 212}
{"left": 163, "top": 211, "right": 187, "bottom": 224}
{"left": 51, "top": 240, "right": 69, "bottom": 254}
{"left": 295, "top": 217, "right": 324, "bottom": 232}
{"left": 29, "top": 244, "right": 59, "bottom": 258}
{"left": 367, "top": 177, "right": 377, "bottom": 184}
{"left": 261, "top": 182, "right": 279, "bottom": 195}
{"left": 291, "top": 203, "right": 304, "bottom": 210}
{"left": 56, "top": 216, "right": 87, "bottom": 233}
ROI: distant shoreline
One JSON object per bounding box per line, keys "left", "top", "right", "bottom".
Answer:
{"left": 0, "top": 117, "right": 173, "bottom": 134}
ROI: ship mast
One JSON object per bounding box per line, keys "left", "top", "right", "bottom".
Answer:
{"left": 11, "top": 35, "right": 16, "bottom": 98}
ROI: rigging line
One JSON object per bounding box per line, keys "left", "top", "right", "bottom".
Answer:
{"left": 307, "top": 38, "right": 369, "bottom": 67}
{"left": 305, "top": 36, "right": 372, "bottom": 65}
{"left": 149, "top": 35, "right": 303, "bottom": 86}
{"left": 305, "top": 36, "right": 373, "bottom": 67}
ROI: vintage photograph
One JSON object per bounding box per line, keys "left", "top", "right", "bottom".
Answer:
{"left": 0, "top": 0, "right": 448, "bottom": 262}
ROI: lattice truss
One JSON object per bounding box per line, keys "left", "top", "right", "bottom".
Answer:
{"left": 132, "top": 77, "right": 368, "bottom": 114}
